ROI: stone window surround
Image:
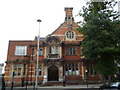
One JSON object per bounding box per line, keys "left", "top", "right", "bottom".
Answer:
{"left": 65, "top": 63, "right": 79, "bottom": 76}
{"left": 15, "top": 46, "right": 27, "bottom": 56}
{"left": 65, "top": 31, "right": 76, "bottom": 40}
{"left": 10, "top": 64, "right": 27, "bottom": 77}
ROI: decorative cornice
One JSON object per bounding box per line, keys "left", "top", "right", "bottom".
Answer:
{"left": 43, "top": 58, "right": 63, "bottom": 66}
{"left": 6, "top": 59, "right": 30, "bottom": 64}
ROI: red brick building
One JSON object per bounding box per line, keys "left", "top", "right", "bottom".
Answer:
{"left": 4, "top": 7, "right": 100, "bottom": 86}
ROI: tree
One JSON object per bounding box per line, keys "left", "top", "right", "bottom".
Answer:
{"left": 78, "top": 1, "right": 120, "bottom": 83}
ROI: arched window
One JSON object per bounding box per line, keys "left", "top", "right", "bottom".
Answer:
{"left": 66, "top": 31, "right": 75, "bottom": 39}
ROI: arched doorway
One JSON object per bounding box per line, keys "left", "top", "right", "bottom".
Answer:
{"left": 48, "top": 65, "right": 58, "bottom": 81}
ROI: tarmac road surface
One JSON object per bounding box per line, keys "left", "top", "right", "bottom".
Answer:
{"left": 5, "top": 84, "right": 101, "bottom": 90}
{"left": 5, "top": 87, "right": 98, "bottom": 90}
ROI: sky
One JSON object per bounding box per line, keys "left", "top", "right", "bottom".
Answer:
{"left": 0, "top": 0, "right": 119, "bottom": 65}
{"left": 0, "top": 0, "right": 87, "bottom": 64}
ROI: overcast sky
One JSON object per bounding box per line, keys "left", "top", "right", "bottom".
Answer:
{"left": 0, "top": 0, "right": 87, "bottom": 64}
{"left": 0, "top": 0, "right": 119, "bottom": 64}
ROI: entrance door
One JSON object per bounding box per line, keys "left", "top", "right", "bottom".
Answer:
{"left": 48, "top": 65, "right": 58, "bottom": 81}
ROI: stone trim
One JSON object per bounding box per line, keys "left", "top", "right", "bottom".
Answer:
{"left": 5, "top": 59, "right": 30, "bottom": 63}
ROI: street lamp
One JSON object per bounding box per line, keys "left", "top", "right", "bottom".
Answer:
{"left": 85, "top": 69, "right": 88, "bottom": 89}
{"left": 31, "top": 48, "right": 34, "bottom": 85}
{"left": 35, "top": 19, "right": 41, "bottom": 89}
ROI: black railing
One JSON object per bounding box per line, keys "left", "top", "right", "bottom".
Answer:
{"left": 47, "top": 54, "right": 60, "bottom": 59}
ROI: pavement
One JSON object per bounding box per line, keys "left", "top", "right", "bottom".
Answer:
{"left": 37, "top": 84, "right": 102, "bottom": 88}
{"left": 5, "top": 84, "right": 102, "bottom": 90}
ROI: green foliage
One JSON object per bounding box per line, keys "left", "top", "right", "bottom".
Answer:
{"left": 78, "top": 1, "right": 120, "bottom": 77}
{"left": 95, "top": 59, "right": 117, "bottom": 76}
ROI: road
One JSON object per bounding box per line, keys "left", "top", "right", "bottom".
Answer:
{"left": 4, "top": 84, "right": 101, "bottom": 90}
{"left": 5, "top": 87, "right": 98, "bottom": 90}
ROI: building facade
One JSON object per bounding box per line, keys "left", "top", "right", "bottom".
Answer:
{"left": 4, "top": 7, "right": 100, "bottom": 86}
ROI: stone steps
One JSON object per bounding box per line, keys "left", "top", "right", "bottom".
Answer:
{"left": 43, "top": 81, "right": 63, "bottom": 86}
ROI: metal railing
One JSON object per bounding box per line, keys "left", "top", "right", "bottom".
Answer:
{"left": 47, "top": 54, "right": 60, "bottom": 59}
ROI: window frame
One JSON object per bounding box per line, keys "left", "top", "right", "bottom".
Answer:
{"left": 66, "top": 47, "right": 77, "bottom": 55}
{"left": 23, "top": 64, "right": 27, "bottom": 76}
{"left": 66, "top": 31, "right": 76, "bottom": 40}
{"left": 15, "top": 46, "right": 27, "bottom": 56}
{"left": 50, "top": 46, "right": 59, "bottom": 54}
{"left": 39, "top": 48, "right": 43, "bottom": 56}
{"left": 14, "top": 64, "right": 22, "bottom": 76}
{"left": 35, "top": 63, "right": 42, "bottom": 76}
{"left": 65, "top": 63, "right": 79, "bottom": 76}
{"left": 87, "top": 65, "right": 97, "bottom": 75}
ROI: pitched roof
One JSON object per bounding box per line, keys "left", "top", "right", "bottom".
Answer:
{"left": 51, "top": 22, "right": 80, "bottom": 35}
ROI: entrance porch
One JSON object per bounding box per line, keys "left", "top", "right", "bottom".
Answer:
{"left": 43, "top": 64, "right": 63, "bottom": 84}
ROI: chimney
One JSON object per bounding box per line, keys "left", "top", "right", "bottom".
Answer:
{"left": 64, "top": 7, "right": 74, "bottom": 30}
{"left": 65, "top": 7, "right": 73, "bottom": 17}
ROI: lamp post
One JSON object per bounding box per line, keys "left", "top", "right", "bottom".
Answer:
{"left": 10, "top": 71, "right": 15, "bottom": 90}
{"left": 85, "top": 69, "right": 88, "bottom": 89}
{"left": 35, "top": 19, "right": 41, "bottom": 89}
{"left": 118, "top": 1, "right": 120, "bottom": 20}
{"left": 31, "top": 48, "right": 34, "bottom": 85}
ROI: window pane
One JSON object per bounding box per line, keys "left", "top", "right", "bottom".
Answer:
{"left": 66, "top": 31, "right": 75, "bottom": 39}
{"left": 65, "top": 63, "right": 79, "bottom": 76}
{"left": 69, "top": 70, "right": 72, "bottom": 75}
{"left": 18, "top": 64, "right": 22, "bottom": 68}
{"left": 14, "top": 65, "right": 17, "bottom": 69}
{"left": 39, "top": 71, "right": 42, "bottom": 75}
{"left": 18, "top": 70, "right": 21, "bottom": 76}
{"left": 76, "top": 70, "right": 79, "bottom": 75}
{"left": 23, "top": 64, "right": 27, "bottom": 75}
{"left": 70, "top": 48, "right": 72, "bottom": 55}
{"left": 65, "top": 68, "right": 69, "bottom": 75}
{"left": 66, "top": 48, "right": 77, "bottom": 55}
{"left": 51, "top": 46, "right": 55, "bottom": 54}
{"left": 14, "top": 64, "right": 22, "bottom": 76}
{"left": 15, "top": 46, "right": 27, "bottom": 55}
{"left": 14, "top": 72, "right": 17, "bottom": 76}
{"left": 73, "top": 68, "right": 75, "bottom": 75}
{"left": 66, "top": 48, "right": 69, "bottom": 55}
{"left": 39, "top": 63, "right": 42, "bottom": 76}
{"left": 71, "top": 31, "right": 73, "bottom": 39}
{"left": 88, "top": 65, "right": 96, "bottom": 75}
{"left": 66, "top": 32, "right": 69, "bottom": 38}
{"left": 55, "top": 47, "right": 58, "bottom": 54}
{"left": 73, "top": 48, "right": 76, "bottom": 55}
{"left": 39, "top": 48, "right": 43, "bottom": 56}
